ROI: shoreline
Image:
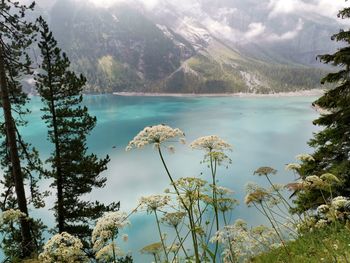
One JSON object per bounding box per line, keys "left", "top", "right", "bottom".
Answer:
{"left": 113, "top": 89, "right": 325, "bottom": 98}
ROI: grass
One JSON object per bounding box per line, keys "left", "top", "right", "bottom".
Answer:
{"left": 251, "top": 225, "right": 350, "bottom": 263}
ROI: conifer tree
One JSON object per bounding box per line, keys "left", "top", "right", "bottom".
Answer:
{"left": 295, "top": 4, "right": 350, "bottom": 212}
{"left": 0, "top": 0, "right": 44, "bottom": 258}
{"left": 35, "top": 17, "right": 119, "bottom": 247}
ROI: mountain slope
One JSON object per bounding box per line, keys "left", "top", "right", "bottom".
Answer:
{"left": 41, "top": 0, "right": 334, "bottom": 94}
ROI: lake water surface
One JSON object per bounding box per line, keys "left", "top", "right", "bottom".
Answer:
{"left": 18, "top": 95, "right": 320, "bottom": 261}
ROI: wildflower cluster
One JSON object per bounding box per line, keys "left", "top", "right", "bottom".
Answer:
{"left": 285, "top": 153, "right": 314, "bottom": 172}
{"left": 297, "top": 196, "right": 350, "bottom": 232}
{"left": 139, "top": 194, "right": 171, "bottom": 212}
{"left": 92, "top": 211, "right": 130, "bottom": 261}
{"left": 244, "top": 183, "right": 270, "bottom": 205}
{"left": 38, "top": 232, "right": 87, "bottom": 263}
{"left": 191, "top": 136, "right": 232, "bottom": 166}
{"left": 140, "top": 242, "right": 163, "bottom": 256}
{"left": 0, "top": 209, "right": 27, "bottom": 224}
{"left": 190, "top": 135, "right": 232, "bottom": 152}
{"left": 161, "top": 212, "right": 186, "bottom": 228}
{"left": 210, "top": 219, "right": 279, "bottom": 262}
{"left": 295, "top": 154, "right": 315, "bottom": 162}
{"left": 126, "top": 124, "right": 185, "bottom": 150}
{"left": 126, "top": 125, "right": 238, "bottom": 262}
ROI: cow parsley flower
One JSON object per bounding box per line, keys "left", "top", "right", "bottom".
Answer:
{"left": 331, "top": 196, "right": 349, "bottom": 210}
{"left": 296, "top": 154, "right": 315, "bottom": 162}
{"left": 210, "top": 219, "right": 277, "bottom": 263}
{"left": 139, "top": 194, "right": 171, "bottom": 212}
{"left": 190, "top": 135, "right": 232, "bottom": 152}
{"left": 303, "top": 175, "right": 325, "bottom": 189}
{"left": 254, "top": 167, "right": 277, "bottom": 176}
{"left": 174, "top": 177, "right": 207, "bottom": 192}
{"left": 320, "top": 173, "right": 340, "bottom": 184}
{"left": 245, "top": 183, "right": 270, "bottom": 205}
{"left": 161, "top": 212, "right": 186, "bottom": 228}
{"left": 317, "top": 204, "right": 330, "bottom": 215}
{"left": 285, "top": 163, "right": 301, "bottom": 171}
{"left": 126, "top": 124, "right": 185, "bottom": 150}
{"left": 39, "top": 232, "right": 87, "bottom": 263}
{"left": 0, "top": 209, "right": 27, "bottom": 224}
{"left": 95, "top": 243, "right": 123, "bottom": 261}
{"left": 210, "top": 185, "right": 234, "bottom": 196}
{"left": 244, "top": 189, "right": 269, "bottom": 205}
{"left": 92, "top": 211, "right": 130, "bottom": 251}
{"left": 285, "top": 181, "right": 305, "bottom": 192}
{"left": 140, "top": 242, "right": 163, "bottom": 255}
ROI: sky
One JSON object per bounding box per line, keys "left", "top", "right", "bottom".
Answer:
{"left": 21, "top": 0, "right": 349, "bottom": 45}
{"left": 84, "top": 0, "right": 350, "bottom": 43}
{"left": 87, "top": 0, "right": 348, "bottom": 18}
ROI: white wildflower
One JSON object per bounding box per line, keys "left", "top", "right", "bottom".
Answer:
{"left": 190, "top": 135, "right": 232, "bottom": 152}
{"left": 211, "top": 185, "right": 234, "bottom": 196}
{"left": 140, "top": 242, "right": 163, "bottom": 255}
{"left": 139, "top": 194, "right": 171, "bottom": 212}
{"left": 285, "top": 163, "right": 301, "bottom": 171}
{"left": 161, "top": 212, "right": 186, "bottom": 228}
{"left": 331, "top": 196, "right": 348, "bottom": 210}
{"left": 96, "top": 243, "right": 123, "bottom": 261}
{"left": 296, "top": 154, "right": 315, "bottom": 162}
{"left": 317, "top": 204, "right": 330, "bottom": 214}
{"left": 38, "top": 232, "right": 87, "bottom": 263}
{"left": 92, "top": 211, "right": 130, "bottom": 251}
{"left": 254, "top": 166, "right": 277, "bottom": 176}
{"left": 126, "top": 124, "right": 185, "bottom": 150}
{"left": 0, "top": 209, "right": 27, "bottom": 224}
{"left": 303, "top": 175, "right": 324, "bottom": 189}
{"left": 320, "top": 173, "right": 340, "bottom": 184}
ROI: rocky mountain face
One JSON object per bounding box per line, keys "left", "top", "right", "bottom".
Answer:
{"left": 37, "top": 0, "right": 342, "bottom": 93}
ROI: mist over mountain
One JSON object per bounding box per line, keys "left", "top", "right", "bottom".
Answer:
{"left": 32, "top": 0, "right": 346, "bottom": 93}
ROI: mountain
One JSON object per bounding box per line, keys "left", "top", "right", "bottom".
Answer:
{"left": 35, "top": 0, "right": 342, "bottom": 93}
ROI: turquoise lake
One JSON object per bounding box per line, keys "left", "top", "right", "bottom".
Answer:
{"left": 16, "top": 95, "right": 320, "bottom": 261}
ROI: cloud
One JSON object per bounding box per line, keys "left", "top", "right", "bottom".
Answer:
{"left": 245, "top": 22, "right": 266, "bottom": 39}
{"left": 88, "top": 0, "right": 127, "bottom": 8}
{"left": 268, "top": 0, "right": 348, "bottom": 21}
{"left": 75, "top": 0, "right": 345, "bottom": 44}
{"left": 140, "top": 0, "right": 159, "bottom": 10}
{"left": 265, "top": 18, "right": 304, "bottom": 41}
{"left": 216, "top": 7, "right": 237, "bottom": 20}
{"left": 88, "top": 0, "right": 159, "bottom": 9}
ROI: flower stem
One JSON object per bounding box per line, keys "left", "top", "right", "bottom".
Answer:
{"left": 154, "top": 210, "right": 169, "bottom": 262}
{"left": 112, "top": 236, "right": 116, "bottom": 263}
{"left": 259, "top": 202, "right": 290, "bottom": 257}
{"left": 210, "top": 153, "right": 219, "bottom": 262}
{"left": 175, "top": 226, "right": 189, "bottom": 258}
{"left": 157, "top": 147, "right": 200, "bottom": 263}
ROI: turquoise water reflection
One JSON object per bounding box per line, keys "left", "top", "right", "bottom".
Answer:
{"left": 17, "top": 95, "right": 320, "bottom": 261}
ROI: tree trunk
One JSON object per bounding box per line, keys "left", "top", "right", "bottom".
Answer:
{"left": 50, "top": 88, "right": 65, "bottom": 233}
{"left": 0, "top": 45, "right": 34, "bottom": 257}
{"left": 43, "top": 44, "right": 65, "bottom": 233}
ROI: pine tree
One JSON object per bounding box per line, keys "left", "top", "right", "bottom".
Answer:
{"left": 0, "top": 0, "right": 44, "bottom": 258}
{"left": 35, "top": 17, "right": 119, "bottom": 248}
{"left": 294, "top": 4, "right": 350, "bottom": 212}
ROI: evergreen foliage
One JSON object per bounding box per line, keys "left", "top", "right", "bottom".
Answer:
{"left": 35, "top": 17, "right": 119, "bottom": 250}
{"left": 294, "top": 4, "right": 350, "bottom": 212}
{"left": 0, "top": 0, "right": 45, "bottom": 258}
